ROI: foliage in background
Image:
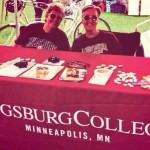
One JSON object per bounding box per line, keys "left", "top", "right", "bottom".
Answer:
{"left": 0, "top": 0, "right": 150, "bottom": 45}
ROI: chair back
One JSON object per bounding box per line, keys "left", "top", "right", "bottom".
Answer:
{"left": 19, "top": 21, "right": 44, "bottom": 34}
{"left": 112, "top": 31, "right": 144, "bottom": 56}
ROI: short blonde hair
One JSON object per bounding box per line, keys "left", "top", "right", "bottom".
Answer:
{"left": 45, "top": 3, "right": 65, "bottom": 18}
{"left": 82, "top": 4, "right": 101, "bottom": 16}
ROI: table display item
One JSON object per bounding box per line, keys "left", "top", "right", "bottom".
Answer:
{"left": 59, "top": 67, "right": 87, "bottom": 82}
{"left": 114, "top": 71, "right": 138, "bottom": 87}
{"left": 14, "top": 60, "right": 28, "bottom": 68}
{"left": 65, "top": 60, "right": 90, "bottom": 69}
{"left": 36, "top": 66, "right": 49, "bottom": 78}
{"left": 133, "top": 75, "right": 150, "bottom": 89}
{"left": 0, "top": 58, "right": 35, "bottom": 77}
{"left": 48, "top": 56, "right": 60, "bottom": 63}
{"left": 89, "top": 68, "right": 113, "bottom": 85}
{"left": 96, "top": 64, "right": 117, "bottom": 70}
{"left": 20, "top": 64, "right": 64, "bottom": 80}
{"left": 42, "top": 56, "right": 65, "bottom": 66}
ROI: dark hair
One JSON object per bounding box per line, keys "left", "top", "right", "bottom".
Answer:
{"left": 82, "top": 4, "right": 101, "bottom": 16}
{"left": 45, "top": 3, "right": 65, "bottom": 18}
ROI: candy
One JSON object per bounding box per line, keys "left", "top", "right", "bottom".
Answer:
{"left": 114, "top": 71, "right": 137, "bottom": 88}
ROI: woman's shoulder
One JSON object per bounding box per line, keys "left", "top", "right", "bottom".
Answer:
{"left": 20, "top": 22, "right": 44, "bottom": 33}
{"left": 98, "top": 30, "right": 117, "bottom": 40}
{"left": 56, "top": 28, "right": 68, "bottom": 35}
{"left": 26, "top": 22, "right": 44, "bottom": 29}
{"left": 74, "top": 33, "right": 86, "bottom": 42}
{"left": 99, "top": 30, "right": 114, "bottom": 36}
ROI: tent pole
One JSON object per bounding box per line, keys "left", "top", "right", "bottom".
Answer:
{"left": 14, "top": 0, "right": 20, "bottom": 38}
{"left": 0, "top": 0, "right": 5, "bottom": 26}
{"left": 138, "top": 0, "right": 141, "bottom": 16}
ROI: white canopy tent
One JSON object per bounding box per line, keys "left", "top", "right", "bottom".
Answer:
{"left": 14, "top": 0, "right": 20, "bottom": 37}
{"left": 128, "top": 0, "right": 150, "bottom": 16}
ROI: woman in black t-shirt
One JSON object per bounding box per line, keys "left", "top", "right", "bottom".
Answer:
{"left": 71, "top": 4, "right": 121, "bottom": 55}
{"left": 14, "top": 3, "right": 70, "bottom": 51}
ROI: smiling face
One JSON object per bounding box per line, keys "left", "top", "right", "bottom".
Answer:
{"left": 45, "top": 10, "right": 63, "bottom": 29}
{"left": 44, "top": 4, "right": 64, "bottom": 32}
{"left": 82, "top": 8, "right": 99, "bottom": 32}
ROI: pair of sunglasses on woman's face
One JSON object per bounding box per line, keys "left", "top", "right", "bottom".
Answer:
{"left": 82, "top": 15, "right": 98, "bottom": 21}
{"left": 48, "top": 13, "right": 62, "bottom": 22}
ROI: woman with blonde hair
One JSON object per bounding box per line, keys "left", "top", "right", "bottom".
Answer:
{"left": 14, "top": 3, "right": 70, "bottom": 51}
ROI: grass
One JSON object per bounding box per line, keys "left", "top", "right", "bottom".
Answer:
{"left": 100, "top": 12, "right": 150, "bottom": 32}
{"left": 0, "top": 0, "right": 150, "bottom": 45}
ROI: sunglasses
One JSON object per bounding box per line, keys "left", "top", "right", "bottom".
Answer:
{"left": 49, "top": 14, "right": 62, "bottom": 22}
{"left": 83, "top": 15, "right": 98, "bottom": 21}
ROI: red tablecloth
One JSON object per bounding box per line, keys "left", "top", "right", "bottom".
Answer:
{"left": 0, "top": 46, "right": 150, "bottom": 150}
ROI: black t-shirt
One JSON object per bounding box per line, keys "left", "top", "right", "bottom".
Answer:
{"left": 15, "top": 22, "right": 70, "bottom": 51}
{"left": 71, "top": 30, "right": 122, "bottom": 55}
